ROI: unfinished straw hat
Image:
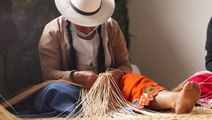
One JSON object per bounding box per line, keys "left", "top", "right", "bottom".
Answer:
{"left": 54, "top": 0, "right": 115, "bottom": 27}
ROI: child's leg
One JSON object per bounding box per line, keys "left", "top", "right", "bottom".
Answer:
{"left": 147, "top": 82, "right": 200, "bottom": 114}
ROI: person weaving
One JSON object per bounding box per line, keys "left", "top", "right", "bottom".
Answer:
{"left": 33, "top": 0, "right": 201, "bottom": 117}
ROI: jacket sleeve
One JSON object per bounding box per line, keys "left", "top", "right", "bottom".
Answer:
{"left": 205, "top": 17, "right": 212, "bottom": 71}
{"left": 107, "top": 19, "right": 132, "bottom": 73}
{"left": 38, "top": 21, "right": 74, "bottom": 81}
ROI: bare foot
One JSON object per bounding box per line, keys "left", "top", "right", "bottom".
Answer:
{"left": 175, "top": 82, "right": 200, "bottom": 114}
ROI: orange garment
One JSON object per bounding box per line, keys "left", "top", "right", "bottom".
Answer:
{"left": 119, "top": 73, "right": 165, "bottom": 109}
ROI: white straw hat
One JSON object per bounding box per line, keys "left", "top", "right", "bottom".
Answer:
{"left": 54, "top": 0, "right": 115, "bottom": 27}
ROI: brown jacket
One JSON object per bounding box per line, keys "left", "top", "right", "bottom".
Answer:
{"left": 38, "top": 16, "right": 132, "bottom": 82}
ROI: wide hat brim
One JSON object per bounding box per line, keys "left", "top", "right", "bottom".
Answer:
{"left": 55, "top": 0, "right": 115, "bottom": 27}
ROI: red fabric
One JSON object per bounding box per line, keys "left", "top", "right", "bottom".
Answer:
{"left": 186, "top": 71, "right": 212, "bottom": 99}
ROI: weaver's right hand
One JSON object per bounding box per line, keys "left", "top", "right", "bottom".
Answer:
{"left": 72, "top": 71, "right": 98, "bottom": 90}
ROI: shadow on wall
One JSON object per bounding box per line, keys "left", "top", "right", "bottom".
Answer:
{"left": 0, "top": 0, "right": 60, "bottom": 100}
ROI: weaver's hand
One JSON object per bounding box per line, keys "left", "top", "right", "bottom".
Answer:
{"left": 72, "top": 71, "right": 98, "bottom": 90}
{"left": 107, "top": 69, "right": 125, "bottom": 84}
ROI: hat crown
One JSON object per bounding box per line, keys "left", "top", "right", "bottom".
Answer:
{"left": 70, "top": 0, "right": 102, "bottom": 13}
{"left": 55, "top": 0, "right": 115, "bottom": 26}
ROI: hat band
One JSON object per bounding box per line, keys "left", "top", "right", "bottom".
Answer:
{"left": 69, "top": 0, "right": 102, "bottom": 16}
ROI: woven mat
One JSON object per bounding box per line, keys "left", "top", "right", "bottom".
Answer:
{"left": 14, "top": 107, "right": 212, "bottom": 120}
{"left": 1, "top": 106, "right": 211, "bottom": 120}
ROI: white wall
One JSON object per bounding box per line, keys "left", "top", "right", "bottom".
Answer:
{"left": 128, "top": 0, "right": 212, "bottom": 89}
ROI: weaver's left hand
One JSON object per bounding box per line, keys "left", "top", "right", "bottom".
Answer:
{"left": 107, "top": 69, "right": 125, "bottom": 84}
